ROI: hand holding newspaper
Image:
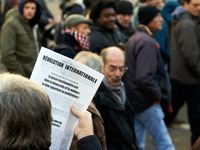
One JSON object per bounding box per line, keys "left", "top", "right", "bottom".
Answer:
{"left": 30, "top": 47, "right": 104, "bottom": 150}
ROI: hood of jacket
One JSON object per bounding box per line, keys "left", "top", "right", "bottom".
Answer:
{"left": 161, "top": 0, "right": 179, "bottom": 28}
{"left": 18, "top": 0, "right": 41, "bottom": 27}
{"left": 172, "top": 6, "right": 186, "bottom": 20}
{"left": 5, "top": 7, "right": 19, "bottom": 21}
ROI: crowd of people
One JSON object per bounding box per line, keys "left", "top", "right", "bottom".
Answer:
{"left": 0, "top": 0, "right": 200, "bottom": 149}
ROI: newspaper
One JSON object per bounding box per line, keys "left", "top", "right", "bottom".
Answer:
{"left": 30, "top": 47, "right": 104, "bottom": 150}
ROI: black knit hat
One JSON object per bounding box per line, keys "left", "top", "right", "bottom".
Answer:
{"left": 138, "top": 5, "right": 160, "bottom": 25}
{"left": 116, "top": 1, "right": 133, "bottom": 14}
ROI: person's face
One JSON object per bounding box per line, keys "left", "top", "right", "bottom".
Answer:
{"left": 75, "top": 23, "right": 91, "bottom": 36}
{"left": 103, "top": 50, "right": 126, "bottom": 86}
{"left": 155, "top": 0, "right": 164, "bottom": 10}
{"left": 23, "top": 2, "right": 36, "bottom": 20}
{"left": 97, "top": 8, "right": 116, "bottom": 29}
{"left": 147, "top": 0, "right": 160, "bottom": 5}
{"left": 116, "top": 14, "right": 132, "bottom": 27}
{"left": 148, "top": 13, "right": 163, "bottom": 32}
{"left": 184, "top": 0, "right": 200, "bottom": 16}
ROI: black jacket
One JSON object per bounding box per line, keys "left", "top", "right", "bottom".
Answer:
{"left": 123, "top": 26, "right": 170, "bottom": 113}
{"left": 55, "top": 33, "right": 80, "bottom": 59}
{"left": 116, "top": 21, "right": 135, "bottom": 44}
{"left": 89, "top": 23, "right": 123, "bottom": 54}
{"left": 94, "top": 83, "right": 138, "bottom": 150}
{"left": 2, "top": 135, "right": 102, "bottom": 150}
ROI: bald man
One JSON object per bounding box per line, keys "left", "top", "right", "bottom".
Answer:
{"left": 93, "top": 47, "right": 138, "bottom": 150}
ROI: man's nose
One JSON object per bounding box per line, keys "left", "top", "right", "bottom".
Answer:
{"left": 87, "top": 28, "right": 91, "bottom": 35}
{"left": 114, "top": 68, "right": 122, "bottom": 77}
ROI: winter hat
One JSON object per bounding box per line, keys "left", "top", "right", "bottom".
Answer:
{"left": 116, "top": 1, "right": 133, "bottom": 14}
{"left": 138, "top": 5, "right": 160, "bottom": 25}
{"left": 64, "top": 14, "right": 92, "bottom": 28}
{"left": 18, "top": 0, "right": 41, "bottom": 27}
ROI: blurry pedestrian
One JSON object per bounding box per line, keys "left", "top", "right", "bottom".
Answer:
{"left": 53, "top": 14, "right": 92, "bottom": 59}
{"left": 123, "top": 6, "right": 175, "bottom": 150}
{"left": 131, "top": 0, "right": 163, "bottom": 27}
{"left": 116, "top": 1, "right": 135, "bottom": 44}
{"left": 89, "top": 0, "right": 124, "bottom": 54}
{"left": 1, "top": 0, "right": 41, "bottom": 78}
{"left": 38, "top": 0, "right": 57, "bottom": 47}
{"left": 167, "top": 0, "right": 200, "bottom": 145}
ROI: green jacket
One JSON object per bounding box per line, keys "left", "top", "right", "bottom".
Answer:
{"left": 1, "top": 7, "right": 41, "bottom": 77}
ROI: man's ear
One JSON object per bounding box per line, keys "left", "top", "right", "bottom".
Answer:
{"left": 70, "top": 27, "right": 77, "bottom": 32}
{"left": 184, "top": 1, "right": 189, "bottom": 9}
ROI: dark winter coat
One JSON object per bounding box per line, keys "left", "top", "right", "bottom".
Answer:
{"left": 123, "top": 26, "right": 170, "bottom": 113}
{"left": 170, "top": 12, "right": 200, "bottom": 85}
{"left": 1, "top": 0, "right": 41, "bottom": 77}
{"left": 94, "top": 82, "right": 138, "bottom": 150}
{"left": 89, "top": 23, "right": 123, "bottom": 54}
{"left": 116, "top": 21, "right": 135, "bottom": 44}
{"left": 54, "top": 33, "right": 80, "bottom": 59}
{"left": 2, "top": 135, "right": 102, "bottom": 150}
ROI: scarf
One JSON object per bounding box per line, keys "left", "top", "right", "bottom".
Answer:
{"left": 103, "top": 77, "right": 126, "bottom": 110}
{"left": 65, "top": 29, "right": 90, "bottom": 51}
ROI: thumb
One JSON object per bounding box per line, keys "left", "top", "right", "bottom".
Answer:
{"left": 70, "top": 105, "right": 82, "bottom": 118}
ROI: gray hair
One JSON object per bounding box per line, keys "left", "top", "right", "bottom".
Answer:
{"left": 0, "top": 72, "right": 52, "bottom": 150}
{"left": 74, "top": 51, "right": 104, "bottom": 73}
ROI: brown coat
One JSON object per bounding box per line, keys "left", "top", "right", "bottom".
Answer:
{"left": 70, "top": 102, "right": 107, "bottom": 150}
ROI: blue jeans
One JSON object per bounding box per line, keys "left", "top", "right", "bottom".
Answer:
{"left": 134, "top": 105, "right": 175, "bottom": 150}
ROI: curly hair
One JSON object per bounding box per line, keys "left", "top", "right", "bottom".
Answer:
{"left": 90, "top": 0, "right": 116, "bottom": 23}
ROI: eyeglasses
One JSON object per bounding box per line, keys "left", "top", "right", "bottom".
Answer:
{"left": 108, "top": 66, "right": 128, "bottom": 73}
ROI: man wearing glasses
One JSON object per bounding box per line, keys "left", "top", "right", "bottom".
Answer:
{"left": 93, "top": 46, "right": 138, "bottom": 150}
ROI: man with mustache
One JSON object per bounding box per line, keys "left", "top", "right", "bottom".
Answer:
{"left": 94, "top": 46, "right": 138, "bottom": 150}
{"left": 89, "top": 0, "right": 124, "bottom": 54}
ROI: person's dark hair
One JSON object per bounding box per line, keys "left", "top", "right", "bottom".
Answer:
{"left": 90, "top": 0, "right": 116, "bottom": 23}
{"left": 0, "top": 73, "right": 52, "bottom": 150}
{"left": 183, "top": 0, "right": 191, "bottom": 4}
{"left": 139, "top": 0, "right": 148, "bottom": 3}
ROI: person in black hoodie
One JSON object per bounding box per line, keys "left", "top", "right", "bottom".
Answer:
{"left": 89, "top": 0, "right": 124, "bottom": 54}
